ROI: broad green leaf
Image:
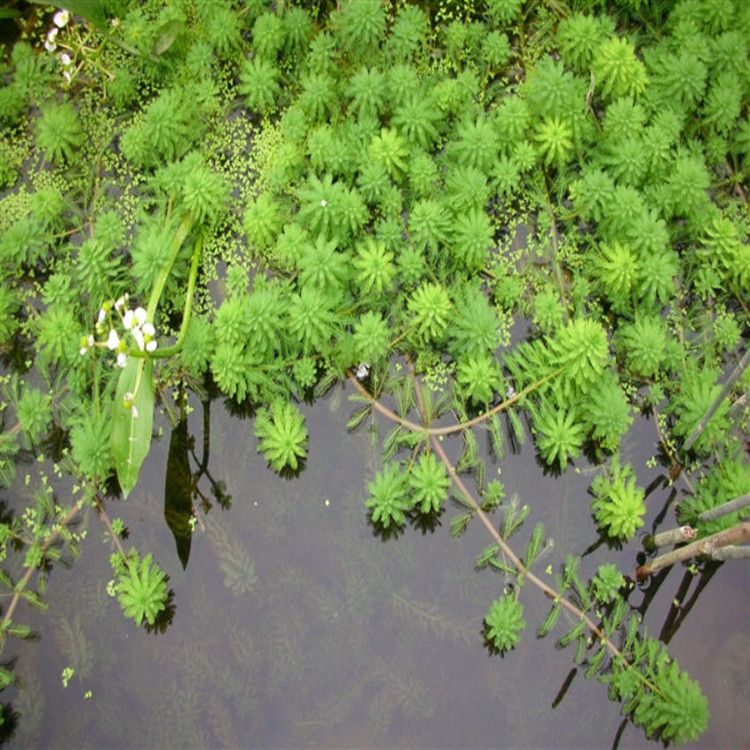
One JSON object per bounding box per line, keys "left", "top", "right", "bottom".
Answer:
{"left": 152, "top": 19, "right": 183, "bottom": 56}
{"left": 111, "top": 357, "right": 155, "bottom": 498}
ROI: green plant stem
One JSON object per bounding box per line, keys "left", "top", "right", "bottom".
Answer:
{"left": 347, "top": 367, "right": 562, "bottom": 437}
{"left": 636, "top": 522, "right": 750, "bottom": 581}
{"left": 351, "top": 365, "right": 627, "bottom": 666}
{"left": 146, "top": 214, "right": 195, "bottom": 321}
{"left": 682, "top": 349, "right": 750, "bottom": 454}
{"left": 540, "top": 174, "right": 570, "bottom": 321}
{"left": 0, "top": 501, "right": 83, "bottom": 635}
{"left": 143, "top": 232, "right": 203, "bottom": 359}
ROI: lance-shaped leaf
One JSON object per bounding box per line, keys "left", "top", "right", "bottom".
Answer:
{"left": 111, "top": 357, "right": 155, "bottom": 498}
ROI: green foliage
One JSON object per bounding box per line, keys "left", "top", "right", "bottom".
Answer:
{"left": 618, "top": 315, "right": 669, "bottom": 379}
{"left": 582, "top": 371, "right": 632, "bottom": 452}
{"left": 591, "top": 563, "right": 625, "bottom": 604}
{"left": 531, "top": 397, "right": 585, "bottom": 470}
{"left": 678, "top": 456, "right": 750, "bottom": 536}
{"left": 456, "top": 354, "right": 503, "bottom": 407}
{"left": 16, "top": 388, "right": 52, "bottom": 446}
{"left": 592, "top": 36, "right": 648, "bottom": 100}
{"left": 591, "top": 458, "right": 645, "bottom": 541}
{"left": 0, "top": 2, "right": 744, "bottom": 741}
{"left": 35, "top": 102, "right": 82, "bottom": 164}
{"left": 114, "top": 551, "right": 169, "bottom": 627}
{"left": 366, "top": 462, "right": 410, "bottom": 529}
{"left": 669, "top": 367, "right": 730, "bottom": 455}
{"left": 409, "top": 452, "right": 449, "bottom": 514}
{"left": 447, "top": 288, "right": 500, "bottom": 358}
{"left": 408, "top": 282, "right": 452, "bottom": 343}
{"left": 548, "top": 318, "right": 610, "bottom": 398}
{"left": 484, "top": 594, "right": 525, "bottom": 653}
{"left": 630, "top": 657, "right": 710, "bottom": 745}
{"left": 334, "top": 0, "right": 386, "bottom": 61}
{"left": 121, "top": 89, "right": 199, "bottom": 167}
{"left": 238, "top": 58, "right": 280, "bottom": 115}
{"left": 254, "top": 400, "right": 308, "bottom": 473}
{"left": 353, "top": 237, "right": 394, "bottom": 296}
{"left": 353, "top": 311, "right": 390, "bottom": 363}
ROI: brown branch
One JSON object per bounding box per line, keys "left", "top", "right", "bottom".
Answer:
{"left": 363, "top": 364, "right": 626, "bottom": 666}
{"left": 347, "top": 367, "right": 562, "bottom": 437}
{"left": 636, "top": 522, "right": 750, "bottom": 581}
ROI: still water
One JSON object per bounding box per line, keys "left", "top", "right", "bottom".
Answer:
{"left": 3, "top": 382, "right": 748, "bottom": 748}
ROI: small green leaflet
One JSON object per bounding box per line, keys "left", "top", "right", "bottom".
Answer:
{"left": 111, "top": 357, "right": 155, "bottom": 498}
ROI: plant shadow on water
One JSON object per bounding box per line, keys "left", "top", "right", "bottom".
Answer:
{"left": 2, "top": 383, "right": 747, "bottom": 749}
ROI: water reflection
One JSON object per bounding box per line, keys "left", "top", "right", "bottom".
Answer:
{"left": 1, "top": 384, "right": 747, "bottom": 748}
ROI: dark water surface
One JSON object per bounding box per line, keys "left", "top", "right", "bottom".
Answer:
{"left": 4, "top": 382, "right": 749, "bottom": 748}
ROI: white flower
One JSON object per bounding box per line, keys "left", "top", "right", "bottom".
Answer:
{"left": 142, "top": 322, "right": 155, "bottom": 337}
{"left": 134, "top": 307, "right": 148, "bottom": 327}
{"left": 106, "top": 329, "right": 120, "bottom": 350}
{"left": 122, "top": 309, "right": 135, "bottom": 329}
{"left": 132, "top": 328, "right": 145, "bottom": 351}
{"left": 62, "top": 70, "right": 72, "bottom": 84}
{"left": 80, "top": 334, "right": 94, "bottom": 355}
{"left": 320, "top": 199, "right": 327, "bottom": 207}
{"left": 117, "top": 352, "right": 128, "bottom": 367}
{"left": 130, "top": 405, "right": 139, "bottom": 418}
{"left": 145, "top": 340, "right": 157, "bottom": 353}
{"left": 114, "top": 294, "right": 128, "bottom": 311}
{"left": 53, "top": 9, "right": 70, "bottom": 28}
{"left": 97, "top": 307, "right": 107, "bottom": 326}
{"left": 44, "top": 38, "right": 57, "bottom": 53}
{"left": 59, "top": 52, "right": 72, "bottom": 66}
{"left": 356, "top": 362, "right": 370, "bottom": 380}
{"left": 47, "top": 27, "right": 58, "bottom": 42}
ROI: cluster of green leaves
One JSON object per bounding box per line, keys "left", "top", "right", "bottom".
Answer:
{"left": 365, "top": 450, "right": 450, "bottom": 529}
{"left": 112, "top": 549, "right": 170, "bottom": 627}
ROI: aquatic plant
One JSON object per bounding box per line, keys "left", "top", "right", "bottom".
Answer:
{"left": 591, "top": 458, "right": 646, "bottom": 541}
{"left": 591, "top": 563, "right": 625, "bottom": 605}
{"left": 366, "top": 462, "right": 410, "bottom": 529}
{"left": 483, "top": 595, "right": 525, "bottom": 653}
{"left": 254, "top": 400, "right": 308, "bottom": 473}
{"left": 531, "top": 398, "right": 585, "bottom": 470}
{"left": 409, "top": 452, "right": 449, "bottom": 515}
{"left": 1, "top": 0, "right": 745, "bottom": 741}
{"left": 114, "top": 552, "right": 169, "bottom": 627}
{"left": 35, "top": 102, "right": 82, "bottom": 164}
